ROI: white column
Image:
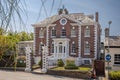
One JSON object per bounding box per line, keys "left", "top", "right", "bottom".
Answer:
{"left": 25, "top": 47, "right": 31, "bottom": 72}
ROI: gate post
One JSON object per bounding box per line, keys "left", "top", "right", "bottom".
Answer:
{"left": 25, "top": 47, "right": 32, "bottom": 72}
{"left": 41, "top": 46, "right": 48, "bottom": 73}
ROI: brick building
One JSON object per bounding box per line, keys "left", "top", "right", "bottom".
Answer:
{"left": 32, "top": 8, "right": 101, "bottom": 66}
{"left": 104, "top": 28, "right": 120, "bottom": 70}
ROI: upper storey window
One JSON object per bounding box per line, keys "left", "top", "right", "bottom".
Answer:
{"left": 39, "top": 28, "right": 44, "bottom": 38}
{"left": 51, "top": 27, "right": 56, "bottom": 37}
{"left": 61, "top": 27, "right": 66, "bottom": 37}
{"left": 84, "top": 26, "right": 90, "bottom": 37}
{"left": 71, "top": 27, "right": 76, "bottom": 37}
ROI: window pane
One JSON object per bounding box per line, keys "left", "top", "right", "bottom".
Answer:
{"left": 84, "top": 41, "right": 90, "bottom": 53}
{"left": 61, "top": 29, "right": 66, "bottom": 36}
{"left": 85, "top": 26, "right": 90, "bottom": 37}
{"left": 114, "top": 54, "right": 120, "bottom": 64}
{"left": 52, "top": 30, "right": 56, "bottom": 37}
{"left": 59, "top": 42, "right": 62, "bottom": 53}
{"left": 72, "top": 43, "right": 76, "bottom": 53}
{"left": 51, "top": 44, "right": 54, "bottom": 53}
{"left": 39, "top": 29, "right": 44, "bottom": 38}
{"left": 84, "top": 60, "right": 90, "bottom": 64}
{"left": 71, "top": 29, "right": 76, "bottom": 37}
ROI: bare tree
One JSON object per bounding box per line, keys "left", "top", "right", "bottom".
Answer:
{"left": 0, "top": 0, "right": 27, "bottom": 31}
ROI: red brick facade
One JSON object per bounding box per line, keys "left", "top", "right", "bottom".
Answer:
{"left": 32, "top": 9, "right": 101, "bottom": 65}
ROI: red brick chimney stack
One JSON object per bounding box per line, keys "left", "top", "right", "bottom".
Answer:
{"left": 95, "top": 12, "right": 99, "bottom": 22}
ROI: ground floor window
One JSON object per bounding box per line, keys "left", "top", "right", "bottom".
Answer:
{"left": 114, "top": 54, "right": 120, "bottom": 64}
{"left": 84, "top": 60, "right": 90, "bottom": 65}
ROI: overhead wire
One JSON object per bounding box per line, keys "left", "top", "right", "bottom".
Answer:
{"left": 49, "top": 0, "right": 54, "bottom": 16}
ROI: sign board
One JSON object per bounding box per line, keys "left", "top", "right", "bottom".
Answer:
{"left": 106, "top": 54, "right": 111, "bottom": 61}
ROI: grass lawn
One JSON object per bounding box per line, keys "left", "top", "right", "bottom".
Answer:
{"left": 52, "top": 67, "right": 91, "bottom": 71}
{"left": 32, "top": 64, "right": 40, "bottom": 69}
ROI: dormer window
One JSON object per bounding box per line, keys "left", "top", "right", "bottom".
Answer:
{"left": 84, "top": 26, "right": 90, "bottom": 37}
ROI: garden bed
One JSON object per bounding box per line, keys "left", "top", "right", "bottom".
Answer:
{"left": 47, "top": 67, "right": 91, "bottom": 79}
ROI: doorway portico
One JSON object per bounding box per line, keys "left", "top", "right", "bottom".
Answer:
{"left": 52, "top": 38, "right": 70, "bottom": 60}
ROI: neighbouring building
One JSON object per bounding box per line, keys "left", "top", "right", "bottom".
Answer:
{"left": 17, "top": 41, "right": 34, "bottom": 56}
{"left": 32, "top": 8, "right": 101, "bottom": 66}
{"left": 104, "top": 28, "right": 120, "bottom": 70}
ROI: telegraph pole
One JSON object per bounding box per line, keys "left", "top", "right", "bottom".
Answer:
{"left": 107, "top": 21, "right": 112, "bottom": 80}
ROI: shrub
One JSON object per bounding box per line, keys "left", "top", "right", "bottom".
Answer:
{"left": 57, "top": 59, "right": 64, "bottom": 67}
{"left": 64, "top": 59, "right": 78, "bottom": 69}
{"left": 109, "top": 71, "right": 120, "bottom": 80}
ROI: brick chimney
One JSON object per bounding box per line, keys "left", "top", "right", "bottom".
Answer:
{"left": 95, "top": 12, "right": 99, "bottom": 22}
{"left": 58, "top": 6, "right": 69, "bottom": 15}
{"left": 105, "top": 28, "right": 109, "bottom": 37}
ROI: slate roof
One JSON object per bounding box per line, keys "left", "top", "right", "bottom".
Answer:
{"left": 32, "top": 13, "right": 95, "bottom": 27}
{"left": 104, "top": 36, "right": 120, "bottom": 46}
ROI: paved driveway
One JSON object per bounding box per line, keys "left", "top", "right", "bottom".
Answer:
{"left": 0, "top": 70, "right": 84, "bottom": 80}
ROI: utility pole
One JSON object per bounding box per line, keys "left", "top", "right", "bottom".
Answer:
{"left": 107, "top": 21, "right": 112, "bottom": 80}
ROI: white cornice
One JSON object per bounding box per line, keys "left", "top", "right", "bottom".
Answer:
{"left": 70, "top": 23, "right": 79, "bottom": 26}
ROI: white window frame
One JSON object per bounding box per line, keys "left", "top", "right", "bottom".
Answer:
{"left": 51, "top": 42, "right": 54, "bottom": 53}
{"left": 51, "top": 27, "right": 56, "bottom": 37}
{"left": 39, "top": 28, "right": 44, "bottom": 38}
{"left": 71, "top": 27, "right": 76, "bottom": 37}
{"left": 71, "top": 41, "right": 76, "bottom": 55}
{"left": 114, "top": 54, "right": 120, "bottom": 65}
{"left": 84, "top": 60, "right": 90, "bottom": 65}
{"left": 59, "top": 42, "right": 62, "bottom": 53}
{"left": 61, "top": 27, "right": 66, "bottom": 37}
{"left": 84, "top": 26, "right": 90, "bottom": 37}
{"left": 84, "top": 41, "right": 90, "bottom": 55}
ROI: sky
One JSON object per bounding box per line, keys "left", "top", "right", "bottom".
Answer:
{"left": 20, "top": 0, "right": 120, "bottom": 38}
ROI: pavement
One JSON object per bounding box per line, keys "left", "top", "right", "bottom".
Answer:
{"left": 0, "top": 70, "right": 84, "bottom": 80}
{"left": 98, "top": 70, "right": 108, "bottom": 80}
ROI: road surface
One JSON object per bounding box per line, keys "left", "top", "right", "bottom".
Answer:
{"left": 0, "top": 70, "right": 84, "bottom": 80}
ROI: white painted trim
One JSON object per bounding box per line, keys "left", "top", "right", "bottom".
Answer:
{"left": 46, "top": 26, "right": 49, "bottom": 47}
{"left": 70, "top": 23, "right": 80, "bottom": 26}
{"left": 78, "top": 25, "right": 81, "bottom": 58}
{"left": 60, "top": 18, "right": 67, "bottom": 25}
{"left": 94, "top": 24, "right": 98, "bottom": 59}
